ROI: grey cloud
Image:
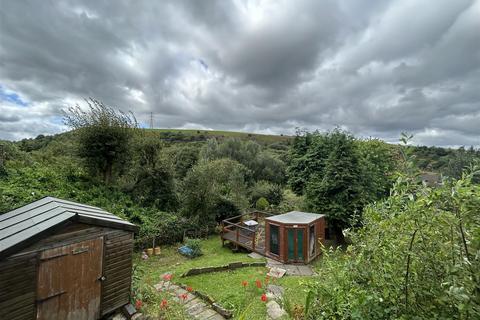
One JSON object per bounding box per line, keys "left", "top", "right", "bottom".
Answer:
{"left": 0, "top": 0, "right": 479, "bottom": 147}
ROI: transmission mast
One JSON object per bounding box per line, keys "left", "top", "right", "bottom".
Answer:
{"left": 149, "top": 112, "right": 154, "bottom": 129}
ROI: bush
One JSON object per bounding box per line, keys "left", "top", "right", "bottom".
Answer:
{"left": 185, "top": 238, "right": 203, "bottom": 257}
{"left": 307, "top": 168, "right": 480, "bottom": 319}
{"left": 250, "top": 180, "right": 284, "bottom": 206}
{"left": 255, "top": 197, "right": 269, "bottom": 210}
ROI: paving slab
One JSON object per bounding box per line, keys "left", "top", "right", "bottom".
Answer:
{"left": 155, "top": 281, "right": 226, "bottom": 319}
{"left": 196, "top": 308, "right": 217, "bottom": 319}
{"left": 267, "top": 267, "right": 286, "bottom": 278}
{"left": 266, "top": 300, "right": 287, "bottom": 320}
{"left": 248, "top": 252, "right": 264, "bottom": 259}
{"left": 266, "top": 259, "right": 315, "bottom": 276}
{"left": 266, "top": 284, "right": 284, "bottom": 299}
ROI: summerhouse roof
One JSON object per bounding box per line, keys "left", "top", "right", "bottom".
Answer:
{"left": 266, "top": 211, "right": 325, "bottom": 224}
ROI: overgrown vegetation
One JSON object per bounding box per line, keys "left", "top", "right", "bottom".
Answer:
{"left": 1, "top": 101, "right": 479, "bottom": 319}
{"left": 306, "top": 164, "right": 480, "bottom": 319}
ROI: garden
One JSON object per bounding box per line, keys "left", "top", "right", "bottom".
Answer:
{"left": 132, "top": 236, "right": 318, "bottom": 319}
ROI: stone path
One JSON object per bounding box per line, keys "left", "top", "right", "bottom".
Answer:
{"left": 154, "top": 280, "right": 225, "bottom": 320}
{"left": 265, "top": 284, "right": 287, "bottom": 320}
{"left": 266, "top": 258, "right": 315, "bottom": 276}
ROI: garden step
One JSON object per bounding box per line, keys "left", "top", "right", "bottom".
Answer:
{"left": 186, "top": 301, "right": 208, "bottom": 316}
{"left": 155, "top": 281, "right": 226, "bottom": 319}
{"left": 195, "top": 308, "right": 217, "bottom": 319}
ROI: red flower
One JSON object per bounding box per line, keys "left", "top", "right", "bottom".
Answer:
{"left": 163, "top": 274, "right": 173, "bottom": 281}
{"left": 261, "top": 293, "right": 268, "bottom": 302}
{"left": 179, "top": 293, "right": 188, "bottom": 301}
{"left": 186, "top": 286, "right": 193, "bottom": 292}
{"left": 242, "top": 280, "right": 248, "bottom": 287}
{"left": 160, "top": 298, "right": 168, "bottom": 309}
{"left": 135, "top": 299, "right": 143, "bottom": 309}
{"left": 255, "top": 279, "right": 262, "bottom": 288}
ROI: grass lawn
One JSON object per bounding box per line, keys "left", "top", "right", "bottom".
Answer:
{"left": 133, "top": 236, "right": 317, "bottom": 319}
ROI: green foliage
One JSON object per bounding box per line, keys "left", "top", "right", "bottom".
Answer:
{"left": 255, "top": 197, "right": 269, "bottom": 210}
{"left": 167, "top": 144, "right": 200, "bottom": 179}
{"left": 200, "top": 138, "right": 286, "bottom": 184}
{"left": 250, "top": 180, "right": 283, "bottom": 206}
{"left": 17, "top": 134, "right": 56, "bottom": 152}
{"left": 128, "top": 163, "right": 178, "bottom": 211}
{"left": 356, "top": 138, "right": 399, "bottom": 201}
{"left": 307, "top": 168, "right": 480, "bottom": 319}
{"left": 181, "top": 158, "right": 249, "bottom": 228}
{"left": 63, "top": 98, "right": 138, "bottom": 183}
{"left": 305, "top": 130, "right": 364, "bottom": 232}
{"left": 185, "top": 238, "right": 203, "bottom": 257}
{"left": 288, "top": 129, "right": 397, "bottom": 241}
{"left": 275, "top": 189, "right": 306, "bottom": 213}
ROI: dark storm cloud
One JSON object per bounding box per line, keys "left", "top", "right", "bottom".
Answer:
{"left": 0, "top": 0, "right": 479, "bottom": 147}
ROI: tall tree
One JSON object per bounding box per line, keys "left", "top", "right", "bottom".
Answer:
{"left": 305, "top": 130, "right": 364, "bottom": 243}
{"left": 181, "top": 158, "right": 249, "bottom": 228}
{"left": 63, "top": 98, "right": 137, "bottom": 183}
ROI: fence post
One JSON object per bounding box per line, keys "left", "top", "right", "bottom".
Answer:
{"left": 252, "top": 232, "right": 256, "bottom": 251}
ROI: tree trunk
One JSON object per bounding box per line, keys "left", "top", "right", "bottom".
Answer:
{"left": 103, "top": 162, "right": 113, "bottom": 184}
{"left": 333, "top": 225, "right": 346, "bottom": 246}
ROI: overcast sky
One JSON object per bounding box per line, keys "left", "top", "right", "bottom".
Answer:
{"left": 0, "top": 0, "right": 479, "bottom": 146}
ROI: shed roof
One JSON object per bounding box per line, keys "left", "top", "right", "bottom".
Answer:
{"left": 0, "top": 197, "right": 138, "bottom": 257}
{"left": 266, "top": 211, "right": 325, "bottom": 224}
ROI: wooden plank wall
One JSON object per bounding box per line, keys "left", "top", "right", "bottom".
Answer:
{"left": 0, "top": 253, "right": 37, "bottom": 320}
{"left": 101, "top": 230, "right": 134, "bottom": 316}
{"left": 1, "top": 223, "right": 135, "bottom": 319}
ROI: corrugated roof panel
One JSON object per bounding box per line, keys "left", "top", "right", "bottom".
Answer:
{"left": 0, "top": 212, "right": 74, "bottom": 253}
{"left": 0, "top": 202, "right": 61, "bottom": 230}
{"left": 0, "top": 197, "right": 54, "bottom": 222}
{"left": 0, "top": 197, "right": 138, "bottom": 256}
{"left": 0, "top": 207, "right": 66, "bottom": 240}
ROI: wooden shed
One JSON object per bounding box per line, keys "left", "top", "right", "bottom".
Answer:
{"left": 265, "top": 211, "right": 325, "bottom": 263}
{"left": 0, "top": 197, "right": 139, "bottom": 320}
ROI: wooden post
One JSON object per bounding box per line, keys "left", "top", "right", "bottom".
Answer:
{"left": 252, "top": 232, "right": 256, "bottom": 252}
{"left": 236, "top": 227, "right": 239, "bottom": 242}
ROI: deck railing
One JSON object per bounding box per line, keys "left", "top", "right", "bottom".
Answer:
{"left": 221, "top": 210, "right": 276, "bottom": 252}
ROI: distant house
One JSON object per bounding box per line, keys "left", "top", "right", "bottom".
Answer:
{"left": 419, "top": 172, "right": 442, "bottom": 187}
{"left": 221, "top": 210, "right": 326, "bottom": 264}
{"left": 0, "top": 197, "right": 139, "bottom": 320}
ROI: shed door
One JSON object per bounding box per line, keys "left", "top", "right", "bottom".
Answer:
{"left": 36, "top": 237, "right": 103, "bottom": 320}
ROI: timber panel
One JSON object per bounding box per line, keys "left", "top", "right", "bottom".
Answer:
{"left": 0, "top": 254, "right": 37, "bottom": 320}
{"left": 36, "top": 237, "right": 103, "bottom": 320}
{"left": 101, "top": 230, "right": 133, "bottom": 315}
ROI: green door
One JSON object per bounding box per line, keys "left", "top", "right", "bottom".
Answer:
{"left": 287, "top": 228, "right": 304, "bottom": 262}
{"left": 287, "top": 229, "right": 295, "bottom": 260}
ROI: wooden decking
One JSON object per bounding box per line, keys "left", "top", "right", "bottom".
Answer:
{"left": 220, "top": 211, "right": 274, "bottom": 255}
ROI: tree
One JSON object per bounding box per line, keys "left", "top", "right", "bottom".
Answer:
{"left": 249, "top": 180, "right": 283, "bottom": 206}
{"left": 307, "top": 166, "right": 480, "bottom": 319}
{"left": 181, "top": 159, "right": 249, "bottom": 228}
{"left": 200, "top": 138, "right": 286, "bottom": 184}
{"left": 357, "top": 138, "right": 398, "bottom": 202}
{"left": 287, "top": 130, "right": 326, "bottom": 195}
{"left": 305, "top": 130, "right": 364, "bottom": 243}
{"left": 63, "top": 98, "right": 137, "bottom": 183}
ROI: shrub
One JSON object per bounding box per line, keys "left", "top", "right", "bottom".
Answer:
{"left": 255, "top": 197, "right": 269, "bottom": 210}
{"left": 250, "top": 180, "right": 283, "bottom": 206}
{"left": 185, "top": 238, "right": 203, "bottom": 257}
{"left": 307, "top": 168, "right": 480, "bottom": 319}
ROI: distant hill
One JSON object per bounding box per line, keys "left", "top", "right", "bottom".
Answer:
{"left": 145, "top": 128, "right": 293, "bottom": 144}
